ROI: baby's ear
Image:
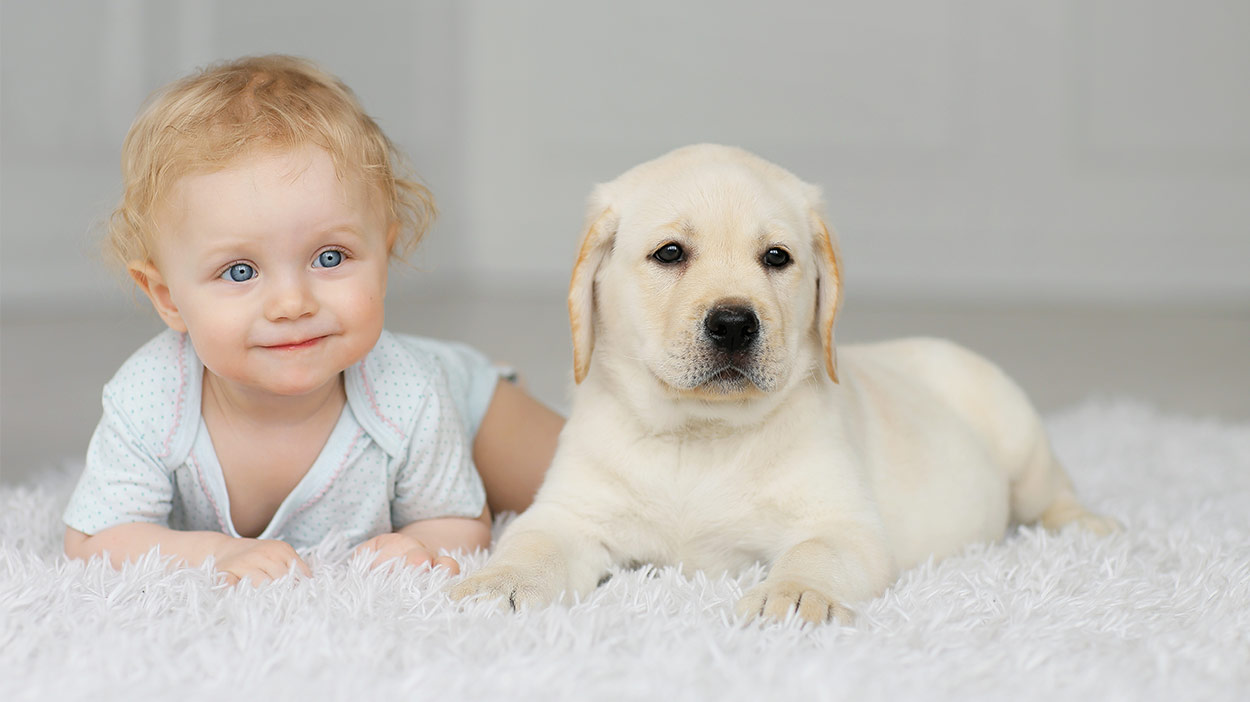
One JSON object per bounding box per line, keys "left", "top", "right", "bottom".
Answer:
{"left": 385, "top": 220, "right": 400, "bottom": 255}
{"left": 129, "top": 261, "right": 187, "bottom": 333}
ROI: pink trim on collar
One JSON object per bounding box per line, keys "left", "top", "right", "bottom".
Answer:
{"left": 283, "top": 427, "right": 366, "bottom": 527}
{"left": 356, "top": 364, "right": 407, "bottom": 441}
{"left": 189, "top": 452, "right": 229, "bottom": 534}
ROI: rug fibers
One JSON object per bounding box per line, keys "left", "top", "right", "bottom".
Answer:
{"left": 1, "top": 400, "right": 1247, "bottom": 701}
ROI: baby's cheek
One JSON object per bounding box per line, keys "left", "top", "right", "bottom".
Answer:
{"left": 359, "top": 282, "right": 388, "bottom": 320}
{"left": 355, "top": 291, "right": 385, "bottom": 325}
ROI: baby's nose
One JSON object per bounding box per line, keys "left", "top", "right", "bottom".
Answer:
{"left": 264, "top": 274, "right": 319, "bottom": 321}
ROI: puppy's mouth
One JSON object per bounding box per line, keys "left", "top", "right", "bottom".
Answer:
{"left": 651, "top": 339, "right": 782, "bottom": 397}
{"left": 688, "top": 362, "right": 767, "bottom": 394}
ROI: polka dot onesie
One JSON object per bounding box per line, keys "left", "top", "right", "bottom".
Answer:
{"left": 63, "top": 329, "right": 498, "bottom": 548}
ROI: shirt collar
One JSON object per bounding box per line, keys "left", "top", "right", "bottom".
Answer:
{"left": 344, "top": 330, "right": 421, "bottom": 457}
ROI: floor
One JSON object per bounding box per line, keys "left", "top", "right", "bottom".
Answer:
{"left": 2, "top": 292, "right": 1247, "bottom": 485}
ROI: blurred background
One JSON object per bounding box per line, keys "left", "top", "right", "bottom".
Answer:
{"left": 2, "top": 0, "right": 1248, "bottom": 484}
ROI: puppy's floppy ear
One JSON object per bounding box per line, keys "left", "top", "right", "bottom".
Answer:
{"left": 810, "top": 200, "right": 844, "bottom": 384}
{"left": 569, "top": 189, "right": 618, "bottom": 384}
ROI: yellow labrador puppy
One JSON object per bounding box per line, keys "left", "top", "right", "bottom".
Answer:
{"left": 451, "top": 144, "right": 1118, "bottom": 624}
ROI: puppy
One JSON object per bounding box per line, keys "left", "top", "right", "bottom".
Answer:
{"left": 451, "top": 144, "right": 1118, "bottom": 624}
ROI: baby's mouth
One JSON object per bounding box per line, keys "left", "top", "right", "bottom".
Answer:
{"left": 261, "top": 335, "right": 328, "bottom": 351}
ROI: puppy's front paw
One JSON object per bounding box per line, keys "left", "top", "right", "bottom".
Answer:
{"left": 1075, "top": 513, "right": 1123, "bottom": 536}
{"left": 448, "top": 565, "right": 560, "bottom": 611}
{"left": 736, "top": 580, "right": 853, "bottom": 625}
{"left": 1040, "top": 496, "right": 1124, "bottom": 536}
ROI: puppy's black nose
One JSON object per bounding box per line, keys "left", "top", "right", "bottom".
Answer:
{"left": 704, "top": 306, "right": 759, "bottom": 352}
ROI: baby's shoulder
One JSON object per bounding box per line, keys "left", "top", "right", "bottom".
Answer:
{"left": 101, "top": 329, "right": 199, "bottom": 462}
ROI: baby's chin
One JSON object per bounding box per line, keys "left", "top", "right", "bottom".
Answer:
{"left": 204, "top": 364, "right": 347, "bottom": 401}
{"left": 260, "top": 374, "right": 346, "bottom": 398}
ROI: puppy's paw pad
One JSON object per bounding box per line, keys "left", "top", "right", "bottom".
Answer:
{"left": 736, "top": 581, "right": 852, "bottom": 625}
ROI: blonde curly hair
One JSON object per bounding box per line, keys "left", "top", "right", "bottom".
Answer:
{"left": 107, "top": 54, "right": 434, "bottom": 270}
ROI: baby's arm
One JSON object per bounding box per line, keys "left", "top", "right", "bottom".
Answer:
{"left": 473, "top": 379, "right": 564, "bottom": 515}
{"left": 397, "top": 336, "right": 564, "bottom": 514}
{"left": 356, "top": 347, "right": 528, "bottom": 572}
{"left": 65, "top": 524, "right": 310, "bottom": 584}
{"left": 354, "top": 506, "right": 492, "bottom": 573}
{"left": 66, "top": 382, "right": 310, "bottom": 585}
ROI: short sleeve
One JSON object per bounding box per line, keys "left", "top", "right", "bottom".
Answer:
{"left": 63, "top": 391, "right": 175, "bottom": 535}
{"left": 394, "top": 335, "right": 505, "bottom": 439}
{"left": 390, "top": 365, "right": 487, "bottom": 527}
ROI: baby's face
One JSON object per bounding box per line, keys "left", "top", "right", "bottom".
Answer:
{"left": 144, "top": 145, "right": 394, "bottom": 398}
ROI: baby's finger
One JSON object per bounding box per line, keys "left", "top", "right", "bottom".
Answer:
{"left": 403, "top": 547, "right": 435, "bottom": 569}
{"left": 432, "top": 555, "right": 460, "bottom": 575}
{"left": 291, "top": 554, "right": 312, "bottom": 577}
{"left": 366, "top": 545, "right": 407, "bottom": 569}
{"left": 356, "top": 539, "right": 404, "bottom": 568}
{"left": 254, "top": 542, "right": 308, "bottom": 578}
{"left": 266, "top": 540, "right": 302, "bottom": 561}
{"left": 258, "top": 554, "right": 299, "bottom": 581}
{"left": 228, "top": 566, "right": 272, "bottom": 587}
{"left": 353, "top": 537, "right": 383, "bottom": 556}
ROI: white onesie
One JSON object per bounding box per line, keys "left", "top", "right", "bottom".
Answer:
{"left": 63, "top": 329, "right": 499, "bottom": 549}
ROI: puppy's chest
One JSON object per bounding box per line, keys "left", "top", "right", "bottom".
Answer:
{"left": 594, "top": 437, "right": 801, "bottom": 571}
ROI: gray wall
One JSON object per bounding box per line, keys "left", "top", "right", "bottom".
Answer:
{"left": 3, "top": 0, "right": 1249, "bottom": 310}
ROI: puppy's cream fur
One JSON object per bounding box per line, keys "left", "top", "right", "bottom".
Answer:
{"left": 451, "top": 144, "right": 1117, "bottom": 623}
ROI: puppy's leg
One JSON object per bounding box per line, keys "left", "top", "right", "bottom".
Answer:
{"left": 736, "top": 533, "right": 896, "bottom": 625}
{"left": 925, "top": 341, "right": 1121, "bottom": 536}
{"left": 1011, "top": 427, "right": 1121, "bottom": 535}
{"left": 448, "top": 505, "right": 610, "bottom": 610}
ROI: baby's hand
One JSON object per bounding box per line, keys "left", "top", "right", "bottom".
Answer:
{"left": 354, "top": 532, "right": 460, "bottom": 574}
{"left": 213, "top": 538, "right": 311, "bottom": 586}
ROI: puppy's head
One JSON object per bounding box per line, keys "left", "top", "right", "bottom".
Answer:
{"left": 569, "top": 144, "right": 842, "bottom": 406}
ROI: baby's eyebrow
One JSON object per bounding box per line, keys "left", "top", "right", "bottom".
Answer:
{"left": 313, "top": 222, "right": 369, "bottom": 241}
{"left": 200, "top": 239, "right": 256, "bottom": 260}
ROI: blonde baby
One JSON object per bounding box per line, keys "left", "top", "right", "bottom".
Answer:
{"left": 63, "top": 55, "right": 562, "bottom": 584}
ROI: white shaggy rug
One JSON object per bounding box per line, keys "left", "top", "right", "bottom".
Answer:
{"left": 2, "top": 401, "right": 1248, "bottom": 701}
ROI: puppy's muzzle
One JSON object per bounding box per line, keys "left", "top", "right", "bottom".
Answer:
{"left": 704, "top": 305, "right": 759, "bottom": 353}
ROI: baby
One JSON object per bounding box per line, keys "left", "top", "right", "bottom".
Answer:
{"left": 62, "top": 55, "right": 563, "bottom": 584}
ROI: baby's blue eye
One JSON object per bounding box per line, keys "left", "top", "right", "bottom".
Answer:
{"left": 314, "top": 250, "right": 343, "bottom": 268}
{"left": 222, "top": 263, "right": 255, "bottom": 282}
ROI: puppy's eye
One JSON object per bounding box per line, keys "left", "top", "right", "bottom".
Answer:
{"left": 762, "top": 247, "right": 791, "bottom": 268}
{"left": 653, "top": 243, "right": 685, "bottom": 264}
